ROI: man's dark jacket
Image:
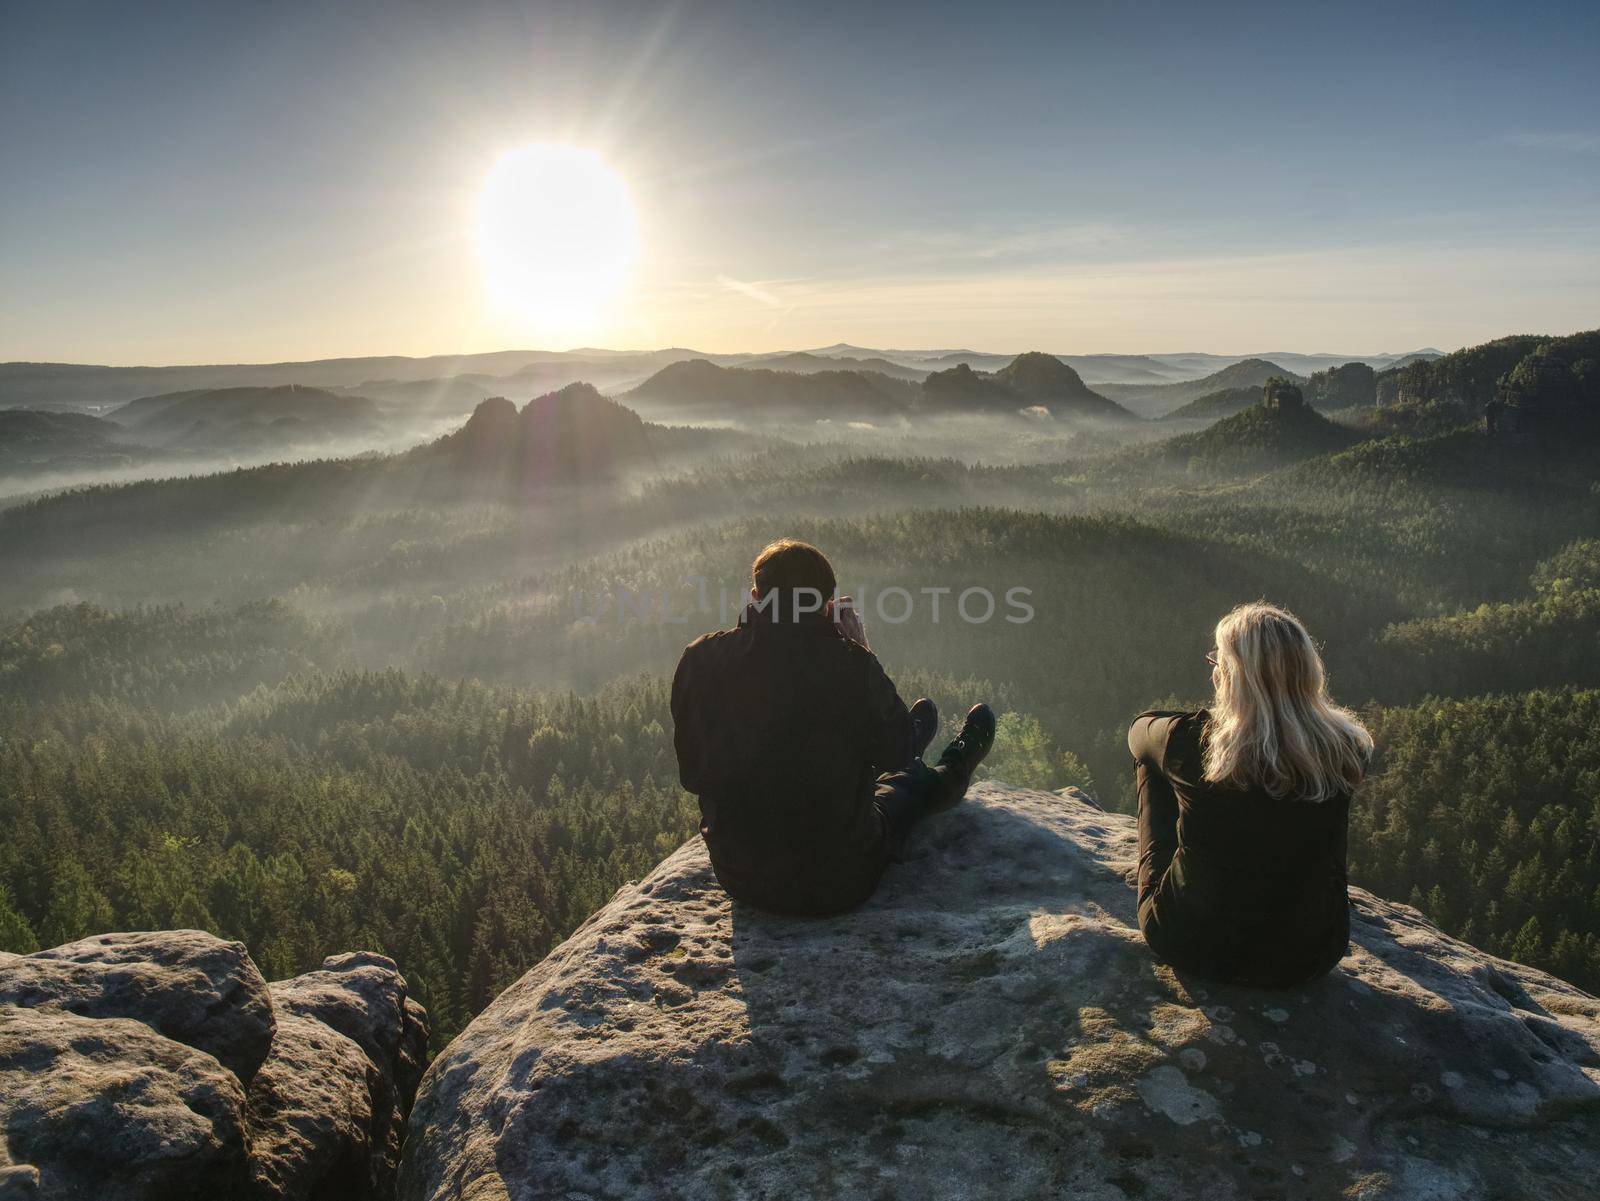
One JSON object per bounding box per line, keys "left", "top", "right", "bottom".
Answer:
{"left": 671, "top": 598, "right": 912, "bottom": 915}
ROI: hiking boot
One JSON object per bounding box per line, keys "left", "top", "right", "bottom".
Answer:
{"left": 937, "top": 703, "right": 996, "bottom": 778}
{"left": 908, "top": 697, "right": 939, "bottom": 760}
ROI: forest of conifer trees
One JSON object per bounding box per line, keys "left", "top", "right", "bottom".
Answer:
{"left": 2, "top": 331, "right": 1598, "bottom": 1046}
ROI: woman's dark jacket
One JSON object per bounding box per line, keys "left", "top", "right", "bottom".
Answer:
{"left": 1129, "top": 709, "right": 1352, "bottom": 987}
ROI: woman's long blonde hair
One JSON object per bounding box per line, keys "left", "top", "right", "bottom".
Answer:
{"left": 1203, "top": 602, "right": 1372, "bottom": 802}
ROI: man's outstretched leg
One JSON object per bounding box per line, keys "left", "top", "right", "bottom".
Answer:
{"left": 876, "top": 702, "right": 996, "bottom": 858}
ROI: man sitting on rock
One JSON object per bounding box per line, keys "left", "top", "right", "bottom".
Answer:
{"left": 671, "top": 538, "right": 995, "bottom": 916}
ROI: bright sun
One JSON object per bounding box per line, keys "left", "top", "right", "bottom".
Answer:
{"left": 475, "top": 145, "right": 638, "bottom": 331}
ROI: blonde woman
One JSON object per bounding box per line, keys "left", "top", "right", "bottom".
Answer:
{"left": 1128, "top": 602, "right": 1373, "bottom": 987}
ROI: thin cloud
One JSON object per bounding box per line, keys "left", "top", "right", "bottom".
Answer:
{"left": 1503, "top": 131, "right": 1600, "bottom": 154}
{"left": 715, "top": 274, "right": 787, "bottom": 308}
{"left": 873, "top": 222, "right": 1131, "bottom": 265}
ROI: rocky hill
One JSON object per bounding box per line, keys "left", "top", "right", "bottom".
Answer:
{"left": 422, "top": 383, "right": 655, "bottom": 488}
{"left": 991, "top": 352, "right": 1136, "bottom": 420}
{"left": 399, "top": 782, "right": 1600, "bottom": 1201}
{"left": 1366, "top": 329, "right": 1599, "bottom": 439}
{"left": 919, "top": 361, "right": 1030, "bottom": 412}
{"left": 1374, "top": 335, "right": 1546, "bottom": 410}
{"left": 1305, "top": 361, "right": 1378, "bottom": 410}
{"left": 0, "top": 931, "right": 428, "bottom": 1200}
{"left": 1155, "top": 390, "right": 1364, "bottom": 474}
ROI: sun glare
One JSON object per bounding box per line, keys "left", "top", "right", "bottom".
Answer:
{"left": 475, "top": 145, "right": 638, "bottom": 332}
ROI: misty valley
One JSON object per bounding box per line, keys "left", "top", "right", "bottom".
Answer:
{"left": 1, "top": 331, "right": 1597, "bottom": 1050}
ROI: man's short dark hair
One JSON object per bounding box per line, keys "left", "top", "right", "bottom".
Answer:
{"left": 752, "top": 538, "right": 836, "bottom": 600}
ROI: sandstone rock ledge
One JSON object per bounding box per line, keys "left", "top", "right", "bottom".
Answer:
{"left": 400, "top": 782, "right": 1600, "bottom": 1201}
{"left": 0, "top": 931, "right": 428, "bottom": 1201}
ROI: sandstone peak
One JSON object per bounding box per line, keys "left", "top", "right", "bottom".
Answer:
{"left": 400, "top": 782, "right": 1600, "bottom": 1200}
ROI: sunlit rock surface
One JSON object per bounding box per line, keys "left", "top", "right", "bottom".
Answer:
{"left": 0, "top": 930, "right": 276, "bottom": 1085}
{"left": 0, "top": 933, "right": 428, "bottom": 1201}
{"left": 265, "top": 951, "right": 431, "bottom": 1198}
{"left": 401, "top": 782, "right": 1600, "bottom": 1201}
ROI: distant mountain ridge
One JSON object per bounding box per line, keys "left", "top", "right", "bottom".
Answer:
{"left": 743, "top": 352, "right": 928, "bottom": 382}
{"left": 0, "top": 346, "right": 1447, "bottom": 411}
{"left": 627, "top": 353, "right": 1137, "bottom": 423}
{"left": 107, "top": 385, "right": 383, "bottom": 451}
{"left": 1100, "top": 358, "right": 1307, "bottom": 418}
{"left": 625, "top": 359, "right": 919, "bottom": 421}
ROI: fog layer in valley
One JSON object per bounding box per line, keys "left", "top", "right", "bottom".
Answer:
{"left": 0, "top": 342, "right": 1438, "bottom": 497}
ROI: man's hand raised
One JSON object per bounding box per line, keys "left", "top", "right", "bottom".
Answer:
{"left": 829, "top": 596, "right": 868, "bottom": 649}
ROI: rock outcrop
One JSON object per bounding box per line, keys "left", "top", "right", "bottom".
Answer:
{"left": 426, "top": 384, "right": 655, "bottom": 490}
{"left": 262, "top": 952, "right": 431, "bottom": 1199}
{"left": 0, "top": 932, "right": 428, "bottom": 1201}
{"left": 919, "top": 361, "right": 1024, "bottom": 412}
{"left": 992, "top": 352, "right": 1135, "bottom": 420}
{"left": 400, "top": 783, "right": 1600, "bottom": 1201}
{"left": 0, "top": 930, "right": 275, "bottom": 1084}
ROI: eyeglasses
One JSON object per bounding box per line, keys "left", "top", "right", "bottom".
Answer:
{"left": 1204, "top": 650, "right": 1219, "bottom": 667}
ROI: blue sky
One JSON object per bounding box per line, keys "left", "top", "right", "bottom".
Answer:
{"left": 2, "top": 0, "right": 1596, "bottom": 362}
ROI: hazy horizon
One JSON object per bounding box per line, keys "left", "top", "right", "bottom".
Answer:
{"left": 5, "top": 0, "right": 1598, "bottom": 364}
{"left": 2, "top": 338, "right": 1468, "bottom": 371}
